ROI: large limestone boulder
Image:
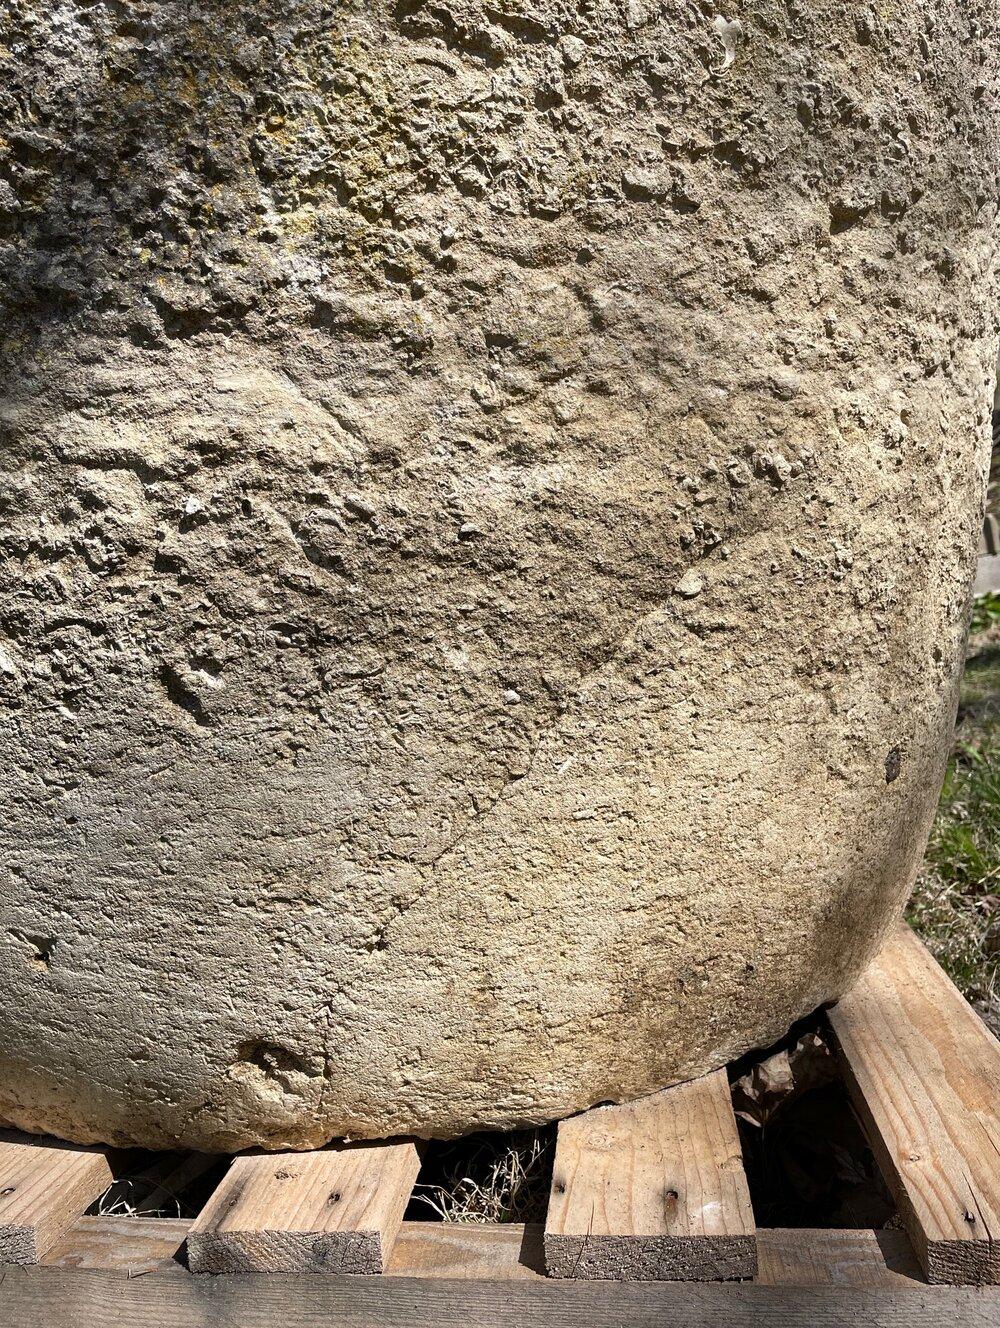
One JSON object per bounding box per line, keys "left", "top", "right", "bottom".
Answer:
{"left": 0, "top": 0, "right": 996, "bottom": 1151}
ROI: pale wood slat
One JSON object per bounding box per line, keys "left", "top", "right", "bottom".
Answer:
{"left": 387, "top": 1221, "right": 545, "bottom": 1280}
{"left": 45, "top": 1216, "right": 545, "bottom": 1280}
{"left": 543, "top": 1069, "right": 756, "bottom": 1280}
{"left": 756, "top": 1228, "right": 922, "bottom": 1287}
{"left": 827, "top": 924, "right": 1000, "bottom": 1285}
{"left": 186, "top": 1139, "right": 422, "bottom": 1273}
{"left": 47, "top": 1217, "right": 922, "bottom": 1289}
{"left": 43, "top": 1215, "right": 190, "bottom": 1273}
{"left": 0, "top": 1131, "right": 116, "bottom": 1264}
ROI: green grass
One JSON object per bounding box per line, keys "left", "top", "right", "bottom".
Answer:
{"left": 908, "top": 594, "right": 1000, "bottom": 1016}
{"left": 971, "top": 591, "right": 1000, "bottom": 635}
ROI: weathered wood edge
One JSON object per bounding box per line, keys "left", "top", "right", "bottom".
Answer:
{"left": 37, "top": 1218, "right": 924, "bottom": 1288}
{"left": 825, "top": 926, "right": 1000, "bottom": 1287}
{"left": 2, "top": 1266, "right": 999, "bottom": 1328}
{"left": 543, "top": 1069, "right": 756, "bottom": 1282}
{"left": 186, "top": 1140, "right": 422, "bottom": 1275}
{"left": 544, "top": 1232, "right": 756, "bottom": 1281}
{"left": 0, "top": 1139, "right": 118, "bottom": 1267}
{"left": 185, "top": 1226, "right": 387, "bottom": 1276}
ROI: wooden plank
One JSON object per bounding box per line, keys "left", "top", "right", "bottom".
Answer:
{"left": 34, "top": 1217, "right": 922, "bottom": 1288}
{"left": 186, "top": 1139, "right": 422, "bottom": 1274}
{"left": 5, "top": 1266, "right": 1000, "bottom": 1328}
{"left": 43, "top": 1215, "right": 190, "bottom": 1273}
{"left": 756, "top": 1228, "right": 922, "bottom": 1287}
{"left": 0, "top": 1131, "right": 116, "bottom": 1265}
{"left": 544, "top": 1070, "right": 756, "bottom": 1280}
{"left": 387, "top": 1221, "right": 545, "bottom": 1280}
{"left": 827, "top": 924, "right": 1000, "bottom": 1285}
{"left": 44, "top": 1215, "right": 543, "bottom": 1280}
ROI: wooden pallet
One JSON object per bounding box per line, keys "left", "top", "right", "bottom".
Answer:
{"left": 827, "top": 926, "right": 1000, "bottom": 1285}
{"left": 2, "top": 925, "right": 1000, "bottom": 1327}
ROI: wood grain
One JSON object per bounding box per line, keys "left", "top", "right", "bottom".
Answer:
{"left": 37, "top": 1217, "right": 925, "bottom": 1289}
{"left": 756, "top": 1228, "right": 922, "bottom": 1287}
{"left": 186, "top": 1139, "right": 422, "bottom": 1273}
{"left": 43, "top": 1216, "right": 544, "bottom": 1280}
{"left": 387, "top": 1220, "right": 545, "bottom": 1279}
{"left": 43, "top": 1215, "right": 190, "bottom": 1273}
{"left": 544, "top": 1070, "right": 756, "bottom": 1280}
{"left": 827, "top": 924, "right": 1000, "bottom": 1285}
{"left": 5, "top": 1266, "right": 1000, "bottom": 1328}
{"left": 0, "top": 1131, "right": 116, "bottom": 1264}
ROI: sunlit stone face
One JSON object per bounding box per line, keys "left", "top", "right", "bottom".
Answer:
{"left": 0, "top": 0, "right": 995, "bottom": 1148}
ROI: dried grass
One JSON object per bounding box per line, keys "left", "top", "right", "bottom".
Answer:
{"left": 410, "top": 1127, "right": 555, "bottom": 1223}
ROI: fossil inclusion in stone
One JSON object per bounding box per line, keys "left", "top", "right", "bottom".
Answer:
{"left": 0, "top": 0, "right": 996, "bottom": 1149}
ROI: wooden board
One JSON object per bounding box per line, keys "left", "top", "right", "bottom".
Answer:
{"left": 43, "top": 1215, "right": 190, "bottom": 1273}
{"left": 756, "top": 1228, "right": 922, "bottom": 1287}
{"left": 5, "top": 1266, "right": 1000, "bottom": 1328}
{"left": 387, "top": 1221, "right": 546, "bottom": 1280}
{"left": 543, "top": 1070, "right": 756, "bottom": 1280}
{"left": 0, "top": 1131, "right": 116, "bottom": 1265}
{"left": 37, "top": 1218, "right": 925, "bottom": 1289}
{"left": 186, "top": 1139, "right": 422, "bottom": 1274}
{"left": 827, "top": 925, "right": 1000, "bottom": 1285}
{"left": 43, "top": 1216, "right": 545, "bottom": 1280}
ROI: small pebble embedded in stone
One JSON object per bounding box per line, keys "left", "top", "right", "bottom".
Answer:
{"left": 674, "top": 569, "right": 705, "bottom": 598}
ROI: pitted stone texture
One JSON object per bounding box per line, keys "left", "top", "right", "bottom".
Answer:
{"left": 0, "top": 0, "right": 996, "bottom": 1149}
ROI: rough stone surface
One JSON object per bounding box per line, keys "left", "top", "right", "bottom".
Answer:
{"left": 0, "top": 0, "right": 996, "bottom": 1151}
